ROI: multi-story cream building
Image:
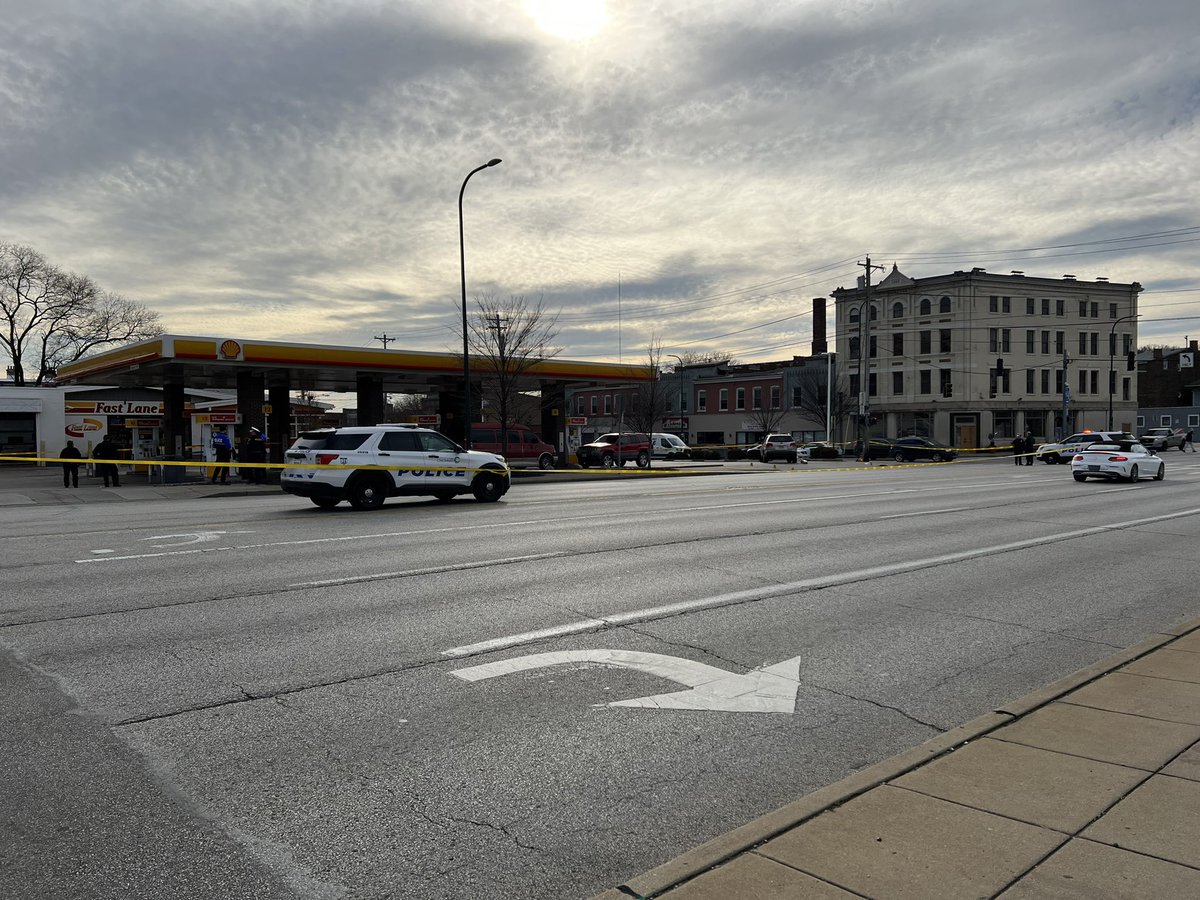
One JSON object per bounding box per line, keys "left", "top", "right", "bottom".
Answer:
{"left": 832, "top": 267, "right": 1141, "bottom": 448}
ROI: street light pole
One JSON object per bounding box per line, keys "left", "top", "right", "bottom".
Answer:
{"left": 668, "top": 354, "right": 685, "bottom": 441}
{"left": 1107, "top": 314, "right": 1138, "bottom": 431}
{"left": 458, "top": 158, "right": 502, "bottom": 448}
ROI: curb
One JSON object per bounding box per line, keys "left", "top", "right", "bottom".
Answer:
{"left": 606, "top": 615, "right": 1200, "bottom": 900}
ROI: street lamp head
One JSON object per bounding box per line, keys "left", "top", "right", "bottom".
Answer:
{"left": 487, "top": 158, "right": 502, "bottom": 167}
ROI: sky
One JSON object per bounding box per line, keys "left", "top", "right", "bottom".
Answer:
{"left": 4, "top": 0, "right": 1200, "bottom": 383}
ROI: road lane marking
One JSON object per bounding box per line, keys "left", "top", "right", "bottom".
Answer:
{"left": 142, "top": 530, "right": 255, "bottom": 547}
{"left": 879, "top": 506, "right": 973, "bottom": 519}
{"left": 451, "top": 649, "right": 804, "bottom": 714}
{"left": 442, "top": 505, "right": 1200, "bottom": 659}
{"left": 288, "top": 553, "right": 566, "bottom": 587}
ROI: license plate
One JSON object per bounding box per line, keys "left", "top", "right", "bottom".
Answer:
{"left": 1088, "top": 465, "right": 1100, "bottom": 472}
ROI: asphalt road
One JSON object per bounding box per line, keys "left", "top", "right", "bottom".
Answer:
{"left": 4, "top": 457, "right": 1200, "bottom": 899}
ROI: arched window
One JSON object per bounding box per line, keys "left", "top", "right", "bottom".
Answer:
{"left": 869, "top": 305, "right": 878, "bottom": 322}
{"left": 919, "top": 298, "right": 931, "bottom": 316}
{"left": 939, "top": 296, "right": 952, "bottom": 313}
{"left": 892, "top": 301, "right": 904, "bottom": 319}
{"left": 849, "top": 307, "right": 860, "bottom": 325}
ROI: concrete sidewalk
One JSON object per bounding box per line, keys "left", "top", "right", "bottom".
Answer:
{"left": 0, "top": 464, "right": 278, "bottom": 506}
{"left": 596, "top": 619, "right": 1200, "bottom": 899}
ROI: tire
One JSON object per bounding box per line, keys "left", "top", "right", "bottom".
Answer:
{"left": 472, "top": 471, "right": 505, "bottom": 502}
{"left": 931, "top": 452, "right": 944, "bottom": 462}
{"left": 1127, "top": 464, "right": 1139, "bottom": 483}
{"left": 601, "top": 453, "right": 616, "bottom": 469}
{"left": 537, "top": 453, "right": 555, "bottom": 470}
{"left": 1042, "top": 455, "right": 1055, "bottom": 464}
{"left": 1154, "top": 464, "right": 1165, "bottom": 481}
{"left": 892, "top": 451, "right": 906, "bottom": 463}
{"left": 310, "top": 497, "right": 340, "bottom": 509}
{"left": 1073, "top": 473, "right": 1087, "bottom": 482}
{"left": 579, "top": 460, "right": 590, "bottom": 469}
{"left": 635, "top": 451, "right": 649, "bottom": 468}
{"left": 348, "top": 475, "right": 388, "bottom": 510}
{"left": 788, "top": 452, "right": 797, "bottom": 464}
{"left": 433, "top": 491, "right": 456, "bottom": 503}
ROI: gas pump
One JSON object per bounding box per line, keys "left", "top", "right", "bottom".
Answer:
{"left": 566, "top": 416, "right": 586, "bottom": 465}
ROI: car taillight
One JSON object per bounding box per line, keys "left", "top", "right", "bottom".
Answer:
{"left": 1073, "top": 454, "right": 1084, "bottom": 460}
{"left": 316, "top": 453, "right": 340, "bottom": 465}
{"left": 1108, "top": 455, "right": 1128, "bottom": 462}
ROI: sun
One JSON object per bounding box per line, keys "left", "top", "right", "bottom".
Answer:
{"left": 523, "top": 0, "right": 607, "bottom": 40}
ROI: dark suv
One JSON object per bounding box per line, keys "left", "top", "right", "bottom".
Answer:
{"left": 577, "top": 432, "right": 652, "bottom": 468}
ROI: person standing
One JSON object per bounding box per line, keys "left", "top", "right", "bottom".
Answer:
{"left": 242, "top": 426, "right": 267, "bottom": 483}
{"left": 92, "top": 434, "right": 121, "bottom": 487}
{"left": 60, "top": 440, "right": 83, "bottom": 488}
{"left": 1184, "top": 429, "right": 1195, "bottom": 452}
{"left": 1011, "top": 433, "right": 1024, "bottom": 466}
{"left": 1023, "top": 431, "right": 1036, "bottom": 465}
{"left": 210, "top": 427, "right": 233, "bottom": 484}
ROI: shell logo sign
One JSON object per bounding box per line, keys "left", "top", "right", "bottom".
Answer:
{"left": 219, "top": 339, "right": 243, "bottom": 360}
{"left": 66, "top": 417, "right": 104, "bottom": 438}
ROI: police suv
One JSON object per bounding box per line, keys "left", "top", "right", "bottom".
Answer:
{"left": 281, "top": 425, "right": 511, "bottom": 510}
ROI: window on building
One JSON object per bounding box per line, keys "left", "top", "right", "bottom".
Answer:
{"left": 892, "top": 301, "right": 904, "bottom": 318}
{"left": 893, "top": 333, "right": 903, "bottom": 356}
{"left": 576, "top": 396, "right": 584, "bottom": 415}
{"left": 1079, "top": 333, "right": 1088, "bottom": 356}
{"left": 1003, "top": 296, "right": 1011, "bottom": 313}
{"left": 1110, "top": 303, "right": 1118, "bottom": 319}
{"left": 939, "top": 329, "right": 951, "bottom": 353}
{"left": 1042, "top": 298, "right": 1051, "bottom": 315}
{"left": 892, "top": 371, "right": 904, "bottom": 395}
{"left": 939, "top": 368, "right": 952, "bottom": 395}
{"left": 1041, "top": 330, "right": 1050, "bottom": 354}
{"left": 1079, "top": 300, "right": 1088, "bottom": 318}
{"left": 1055, "top": 370, "right": 1063, "bottom": 394}
{"left": 1055, "top": 331, "right": 1064, "bottom": 354}
{"left": 752, "top": 386, "right": 762, "bottom": 410}
{"left": 735, "top": 388, "right": 745, "bottom": 410}
{"left": 719, "top": 389, "right": 728, "bottom": 411}
{"left": 1027, "top": 298, "right": 1036, "bottom": 315}
{"left": 1041, "top": 369, "right": 1050, "bottom": 394}
{"left": 849, "top": 374, "right": 860, "bottom": 396}
{"left": 603, "top": 395, "right": 611, "bottom": 414}
{"left": 1091, "top": 302, "right": 1099, "bottom": 318}
{"left": 1136, "top": 416, "right": 1145, "bottom": 429}
{"left": 1123, "top": 378, "right": 1131, "bottom": 402}
{"left": 919, "top": 330, "right": 931, "bottom": 354}
{"left": 697, "top": 390, "right": 706, "bottom": 412}
{"left": 868, "top": 373, "right": 877, "bottom": 396}
{"left": 919, "top": 298, "right": 931, "bottom": 316}
{"left": 1090, "top": 370, "right": 1098, "bottom": 393}
{"left": 1056, "top": 299, "right": 1065, "bottom": 316}
{"left": 1079, "top": 370, "right": 1087, "bottom": 394}
{"left": 989, "top": 328, "right": 999, "bottom": 353}
{"left": 1026, "top": 330, "right": 1035, "bottom": 353}
{"left": 770, "top": 385, "right": 780, "bottom": 409}
{"left": 1123, "top": 334, "right": 1132, "bottom": 355}
{"left": 680, "top": 390, "right": 688, "bottom": 413}
{"left": 590, "top": 396, "right": 598, "bottom": 414}
{"left": 939, "top": 296, "right": 951, "bottom": 313}
{"left": 849, "top": 307, "right": 860, "bottom": 324}
{"left": 849, "top": 336, "right": 860, "bottom": 357}
{"left": 990, "top": 295, "right": 999, "bottom": 313}
{"left": 1026, "top": 369, "right": 1035, "bottom": 394}
{"left": 1090, "top": 333, "right": 1098, "bottom": 355}
{"left": 1188, "top": 413, "right": 1199, "bottom": 427}
{"left": 1160, "top": 414, "right": 1172, "bottom": 427}
{"left": 869, "top": 304, "right": 878, "bottom": 321}
{"left": 1002, "top": 328, "right": 1011, "bottom": 352}
{"left": 1109, "top": 332, "right": 1118, "bottom": 357}
{"left": 919, "top": 369, "right": 931, "bottom": 394}
{"left": 869, "top": 335, "right": 877, "bottom": 358}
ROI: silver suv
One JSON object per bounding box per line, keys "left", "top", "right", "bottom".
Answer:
{"left": 281, "top": 425, "right": 511, "bottom": 510}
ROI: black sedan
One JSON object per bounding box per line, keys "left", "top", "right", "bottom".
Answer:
{"left": 889, "top": 436, "right": 957, "bottom": 462}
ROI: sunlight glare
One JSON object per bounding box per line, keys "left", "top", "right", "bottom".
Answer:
{"left": 523, "top": 0, "right": 608, "bottom": 40}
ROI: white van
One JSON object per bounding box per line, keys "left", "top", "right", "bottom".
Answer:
{"left": 651, "top": 433, "right": 691, "bottom": 460}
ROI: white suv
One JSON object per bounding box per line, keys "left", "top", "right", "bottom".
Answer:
{"left": 281, "top": 425, "right": 511, "bottom": 510}
{"left": 1035, "top": 430, "right": 1136, "bottom": 464}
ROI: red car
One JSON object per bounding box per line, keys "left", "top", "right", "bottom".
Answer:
{"left": 577, "top": 433, "right": 652, "bottom": 468}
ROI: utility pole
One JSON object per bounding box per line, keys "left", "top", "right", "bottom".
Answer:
{"left": 374, "top": 334, "right": 398, "bottom": 349}
{"left": 1060, "top": 350, "right": 1071, "bottom": 438}
{"left": 857, "top": 256, "right": 884, "bottom": 462}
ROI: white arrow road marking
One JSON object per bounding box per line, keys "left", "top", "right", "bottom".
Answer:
{"left": 451, "top": 649, "right": 803, "bottom": 714}
{"left": 140, "top": 530, "right": 255, "bottom": 547}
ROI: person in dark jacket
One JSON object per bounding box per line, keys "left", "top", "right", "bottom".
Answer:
{"left": 92, "top": 434, "right": 121, "bottom": 487}
{"left": 211, "top": 427, "right": 233, "bottom": 483}
{"left": 1024, "top": 431, "right": 1035, "bottom": 464}
{"left": 1011, "top": 433, "right": 1024, "bottom": 466}
{"left": 241, "top": 427, "right": 267, "bottom": 483}
{"left": 60, "top": 440, "right": 83, "bottom": 488}
{"left": 1183, "top": 429, "right": 1194, "bottom": 452}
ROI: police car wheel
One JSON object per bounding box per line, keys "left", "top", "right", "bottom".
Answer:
{"left": 348, "top": 476, "right": 388, "bottom": 510}
{"left": 311, "top": 497, "right": 340, "bottom": 509}
{"left": 472, "top": 472, "right": 504, "bottom": 502}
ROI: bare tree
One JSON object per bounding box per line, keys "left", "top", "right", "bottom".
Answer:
{"left": 792, "top": 365, "right": 854, "bottom": 446}
{"left": 625, "top": 338, "right": 669, "bottom": 458}
{"left": 1, "top": 243, "right": 162, "bottom": 384}
{"left": 385, "top": 393, "right": 433, "bottom": 423}
{"left": 745, "top": 391, "right": 789, "bottom": 437}
{"left": 465, "top": 294, "right": 560, "bottom": 456}
{"left": 673, "top": 349, "right": 737, "bottom": 366}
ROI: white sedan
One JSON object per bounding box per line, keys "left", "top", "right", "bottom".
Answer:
{"left": 1070, "top": 441, "right": 1165, "bottom": 483}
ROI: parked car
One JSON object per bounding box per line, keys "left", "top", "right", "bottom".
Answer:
{"left": 762, "top": 434, "right": 806, "bottom": 463}
{"left": 1036, "top": 431, "right": 1137, "bottom": 464}
{"left": 471, "top": 422, "right": 556, "bottom": 469}
{"left": 1071, "top": 441, "right": 1165, "bottom": 483}
{"left": 1139, "top": 427, "right": 1184, "bottom": 452}
{"left": 802, "top": 441, "right": 841, "bottom": 460}
{"left": 577, "top": 432, "right": 652, "bottom": 468}
{"left": 280, "top": 425, "right": 511, "bottom": 509}
{"left": 889, "top": 436, "right": 958, "bottom": 463}
{"left": 650, "top": 433, "right": 691, "bottom": 460}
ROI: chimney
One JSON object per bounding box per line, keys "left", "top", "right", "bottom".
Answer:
{"left": 811, "top": 298, "right": 828, "bottom": 355}
{"left": 1191, "top": 340, "right": 1198, "bottom": 351}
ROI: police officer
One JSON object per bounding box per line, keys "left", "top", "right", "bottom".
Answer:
{"left": 210, "top": 427, "right": 233, "bottom": 483}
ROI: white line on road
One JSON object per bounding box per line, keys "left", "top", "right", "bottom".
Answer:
{"left": 442, "top": 506, "right": 1200, "bottom": 659}
{"left": 288, "top": 553, "right": 566, "bottom": 587}
{"left": 879, "top": 506, "right": 974, "bottom": 519}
